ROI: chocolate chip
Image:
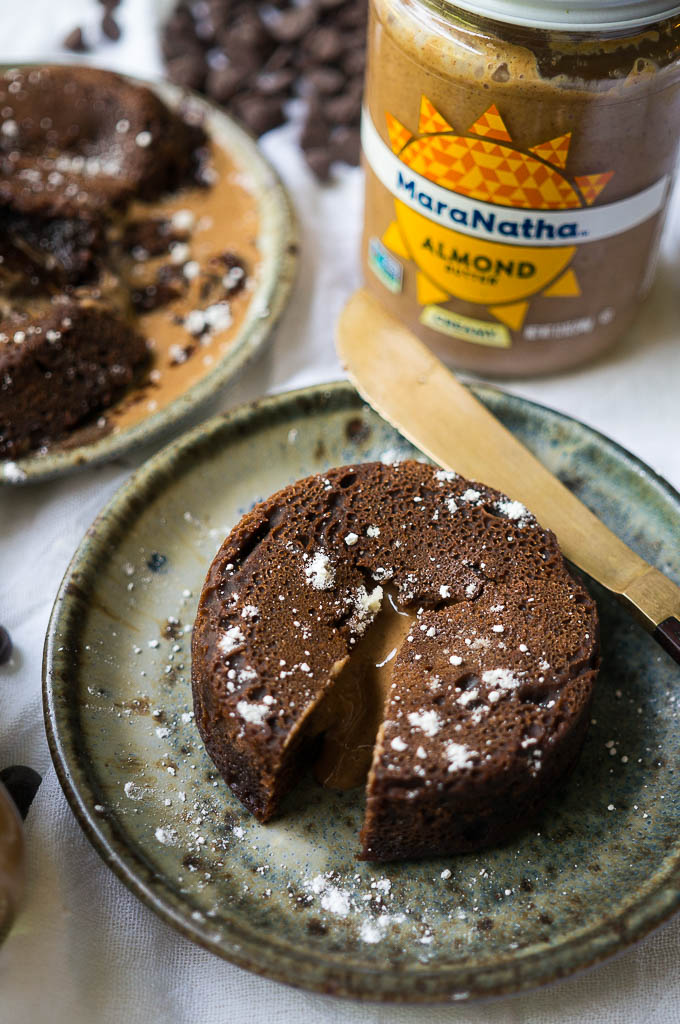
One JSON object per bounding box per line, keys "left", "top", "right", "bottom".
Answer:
{"left": 63, "top": 27, "right": 89, "bottom": 53}
{"left": 268, "top": 7, "right": 318, "bottom": 43}
{"left": 233, "top": 94, "right": 286, "bottom": 137}
{"left": 206, "top": 65, "right": 249, "bottom": 104}
{"left": 330, "top": 125, "right": 361, "bottom": 166}
{"left": 162, "top": 11, "right": 196, "bottom": 60}
{"left": 166, "top": 53, "right": 207, "bottom": 91}
{"left": 101, "top": 12, "right": 121, "bottom": 41}
{"left": 0, "top": 766, "right": 42, "bottom": 820}
{"left": 325, "top": 79, "right": 363, "bottom": 125}
{"left": 255, "top": 69, "right": 296, "bottom": 97}
{"left": 263, "top": 45, "right": 295, "bottom": 73}
{"left": 341, "top": 46, "right": 366, "bottom": 78}
{"left": 0, "top": 625, "right": 12, "bottom": 665}
{"left": 304, "top": 26, "right": 344, "bottom": 63}
{"left": 147, "top": 552, "right": 168, "bottom": 572}
{"left": 334, "top": 3, "right": 368, "bottom": 28}
{"left": 162, "top": 0, "right": 367, "bottom": 181}
{"left": 304, "top": 66, "right": 345, "bottom": 96}
{"left": 304, "top": 147, "right": 333, "bottom": 182}
{"left": 301, "top": 93, "right": 330, "bottom": 149}
{"left": 225, "top": 11, "right": 271, "bottom": 54}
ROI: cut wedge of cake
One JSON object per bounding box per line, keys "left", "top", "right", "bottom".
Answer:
{"left": 191, "top": 460, "right": 599, "bottom": 860}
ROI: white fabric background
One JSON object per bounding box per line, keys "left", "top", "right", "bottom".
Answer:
{"left": 1, "top": 2, "right": 679, "bottom": 1020}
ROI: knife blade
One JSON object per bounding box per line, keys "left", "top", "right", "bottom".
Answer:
{"left": 336, "top": 288, "right": 680, "bottom": 666}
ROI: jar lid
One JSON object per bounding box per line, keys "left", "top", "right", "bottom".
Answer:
{"left": 445, "top": 0, "right": 680, "bottom": 30}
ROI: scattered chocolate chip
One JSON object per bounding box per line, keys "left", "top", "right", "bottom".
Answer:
{"left": 341, "top": 45, "right": 366, "bottom": 78}
{"left": 305, "top": 66, "right": 345, "bottom": 96}
{"left": 232, "top": 94, "right": 286, "bottom": 137}
{"left": 166, "top": 53, "right": 207, "bottom": 91}
{"left": 63, "top": 27, "right": 89, "bottom": 53}
{"left": 330, "top": 125, "right": 361, "bottom": 166}
{"left": 223, "top": 11, "right": 272, "bottom": 56}
{"left": 304, "top": 147, "right": 333, "bottom": 182}
{"left": 147, "top": 552, "right": 168, "bottom": 572}
{"left": 102, "top": 11, "right": 121, "bottom": 41}
{"left": 162, "top": 0, "right": 368, "bottom": 182}
{"left": 206, "top": 65, "right": 249, "bottom": 104}
{"left": 304, "top": 26, "right": 344, "bottom": 63}
{"left": 0, "top": 766, "right": 42, "bottom": 820}
{"left": 301, "top": 94, "right": 330, "bottom": 150}
{"left": 267, "top": 7, "right": 318, "bottom": 43}
{"left": 325, "top": 78, "right": 363, "bottom": 125}
{"left": 0, "top": 625, "right": 12, "bottom": 665}
{"left": 255, "top": 68, "right": 296, "bottom": 97}
{"left": 262, "top": 44, "right": 295, "bottom": 73}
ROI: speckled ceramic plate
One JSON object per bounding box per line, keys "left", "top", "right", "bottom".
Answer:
{"left": 44, "top": 381, "right": 680, "bottom": 1002}
{"left": 0, "top": 72, "right": 297, "bottom": 486}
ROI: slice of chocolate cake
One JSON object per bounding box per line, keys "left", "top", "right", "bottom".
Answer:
{"left": 192, "top": 461, "right": 600, "bottom": 860}
{"left": 0, "top": 302, "right": 147, "bottom": 459}
{"left": 0, "top": 65, "right": 209, "bottom": 458}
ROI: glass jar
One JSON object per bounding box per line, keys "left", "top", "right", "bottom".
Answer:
{"left": 361, "top": 0, "right": 680, "bottom": 376}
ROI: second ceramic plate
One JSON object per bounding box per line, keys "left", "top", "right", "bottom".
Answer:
{"left": 1, "top": 73, "right": 296, "bottom": 485}
{"left": 44, "top": 381, "right": 680, "bottom": 1001}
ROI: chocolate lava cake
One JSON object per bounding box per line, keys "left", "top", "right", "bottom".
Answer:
{"left": 0, "top": 65, "right": 207, "bottom": 459}
{"left": 192, "top": 461, "right": 600, "bottom": 861}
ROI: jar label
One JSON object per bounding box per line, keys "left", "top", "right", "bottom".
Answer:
{"left": 362, "top": 99, "right": 668, "bottom": 330}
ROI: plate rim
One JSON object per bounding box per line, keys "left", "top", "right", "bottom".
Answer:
{"left": 43, "top": 379, "right": 680, "bottom": 1002}
{"left": 0, "top": 67, "right": 298, "bottom": 486}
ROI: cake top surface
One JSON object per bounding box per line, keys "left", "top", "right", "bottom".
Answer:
{"left": 192, "top": 460, "right": 598, "bottom": 793}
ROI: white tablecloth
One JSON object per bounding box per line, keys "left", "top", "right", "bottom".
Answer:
{"left": 1, "top": 3, "right": 679, "bottom": 1021}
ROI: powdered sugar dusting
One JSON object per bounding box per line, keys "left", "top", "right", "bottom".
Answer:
{"left": 407, "top": 709, "right": 442, "bottom": 737}
{"left": 303, "top": 550, "right": 335, "bottom": 590}
{"left": 236, "top": 700, "right": 271, "bottom": 726}
{"left": 445, "top": 742, "right": 477, "bottom": 773}
{"left": 461, "top": 489, "right": 482, "bottom": 503}
{"left": 482, "top": 668, "right": 521, "bottom": 691}
{"left": 218, "top": 625, "right": 245, "bottom": 655}
{"left": 2, "top": 461, "right": 27, "bottom": 483}
{"left": 349, "top": 584, "right": 383, "bottom": 635}
{"left": 496, "top": 499, "right": 532, "bottom": 525}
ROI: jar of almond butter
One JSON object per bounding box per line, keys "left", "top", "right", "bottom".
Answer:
{"left": 361, "top": 1, "right": 680, "bottom": 375}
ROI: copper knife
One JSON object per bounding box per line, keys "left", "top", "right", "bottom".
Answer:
{"left": 336, "top": 288, "right": 680, "bottom": 666}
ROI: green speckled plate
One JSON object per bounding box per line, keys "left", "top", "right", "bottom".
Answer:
{"left": 43, "top": 381, "right": 680, "bottom": 1002}
{"left": 0, "top": 72, "right": 297, "bottom": 486}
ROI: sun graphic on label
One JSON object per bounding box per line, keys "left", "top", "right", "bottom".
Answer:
{"left": 382, "top": 97, "right": 614, "bottom": 330}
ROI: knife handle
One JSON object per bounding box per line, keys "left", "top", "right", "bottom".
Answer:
{"left": 654, "top": 617, "right": 680, "bottom": 667}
